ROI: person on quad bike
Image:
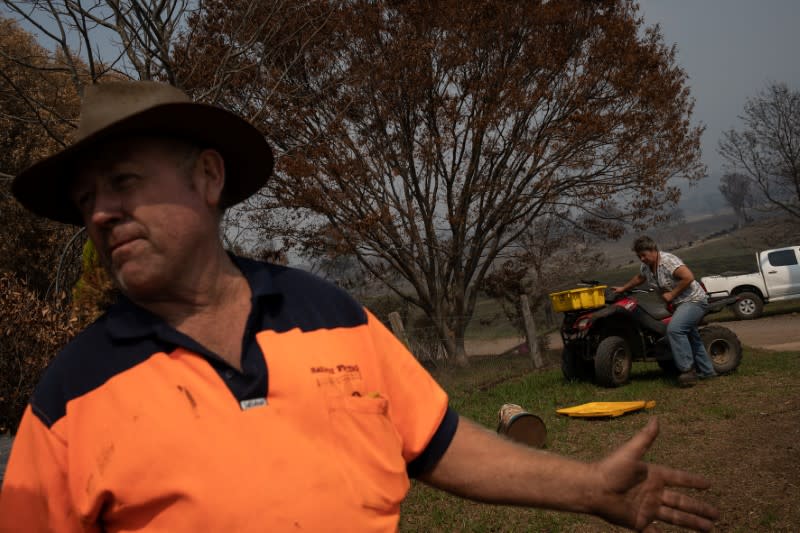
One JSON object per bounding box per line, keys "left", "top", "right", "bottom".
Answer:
{"left": 614, "top": 236, "right": 716, "bottom": 387}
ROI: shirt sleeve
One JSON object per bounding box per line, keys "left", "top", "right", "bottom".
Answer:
{"left": 406, "top": 407, "right": 459, "bottom": 477}
{"left": 0, "top": 406, "right": 95, "bottom": 533}
{"left": 363, "top": 310, "right": 458, "bottom": 476}
{"left": 662, "top": 252, "right": 684, "bottom": 275}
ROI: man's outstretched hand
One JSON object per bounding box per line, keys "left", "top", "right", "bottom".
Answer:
{"left": 592, "top": 418, "right": 720, "bottom": 531}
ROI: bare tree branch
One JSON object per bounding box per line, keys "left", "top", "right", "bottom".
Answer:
{"left": 719, "top": 82, "right": 800, "bottom": 220}
{"left": 180, "top": 0, "right": 704, "bottom": 365}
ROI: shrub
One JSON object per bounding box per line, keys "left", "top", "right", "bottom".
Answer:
{"left": 0, "top": 272, "right": 78, "bottom": 434}
{"left": 71, "top": 240, "right": 117, "bottom": 329}
{"left": 0, "top": 183, "right": 75, "bottom": 298}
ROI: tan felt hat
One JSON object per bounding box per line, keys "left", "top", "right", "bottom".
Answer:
{"left": 12, "top": 81, "right": 274, "bottom": 225}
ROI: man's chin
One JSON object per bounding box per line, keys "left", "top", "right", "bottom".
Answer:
{"left": 113, "top": 270, "right": 164, "bottom": 301}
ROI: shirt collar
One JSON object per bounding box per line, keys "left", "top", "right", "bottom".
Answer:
{"left": 104, "top": 295, "right": 163, "bottom": 341}
{"left": 229, "top": 253, "right": 279, "bottom": 300}
{"left": 104, "top": 254, "right": 280, "bottom": 342}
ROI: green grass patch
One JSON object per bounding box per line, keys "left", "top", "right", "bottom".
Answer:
{"left": 734, "top": 346, "right": 800, "bottom": 376}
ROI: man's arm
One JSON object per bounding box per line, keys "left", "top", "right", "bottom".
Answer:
{"left": 419, "top": 416, "right": 718, "bottom": 532}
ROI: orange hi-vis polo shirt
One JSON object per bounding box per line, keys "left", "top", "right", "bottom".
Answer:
{"left": 0, "top": 256, "right": 458, "bottom": 532}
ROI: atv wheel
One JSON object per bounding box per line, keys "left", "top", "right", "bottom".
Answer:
{"left": 700, "top": 325, "right": 743, "bottom": 374}
{"left": 594, "top": 336, "right": 632, "bottom": 387}
{"left": 732, "top": 291, "right": 763, "bottom": 320}
{"left": 562, "top": 345, "right": 594, "bottom": 381}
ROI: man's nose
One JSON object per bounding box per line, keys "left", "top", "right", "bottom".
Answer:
{"left": 89, "top": 190, "right": 123, "bottom": 227}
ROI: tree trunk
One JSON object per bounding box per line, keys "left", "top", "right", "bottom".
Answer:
{"left": 521, "top": 294, "right": 544, "bottom": 368}
{"left": 440, "top": 321, "right": 470, "bottom": 367}
{"left": 735, "top": 208, "right": 746, "bottom": 229}
{"left": 387, "top": 311, "right": 410, "bottom": 348}
{"left": 452, "top": 335, "right": 469, "bottom": 368}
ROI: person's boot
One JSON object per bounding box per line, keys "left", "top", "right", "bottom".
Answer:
{"left": 677, "top": 367, "right": 698, "bottom": 387}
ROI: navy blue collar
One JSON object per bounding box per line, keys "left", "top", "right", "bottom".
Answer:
{"left": 230, "top": 254, "right": 279, "bottom": 299}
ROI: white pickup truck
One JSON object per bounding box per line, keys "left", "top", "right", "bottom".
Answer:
{"left": 700, "top": 245, "right": 800, "bottom": 319}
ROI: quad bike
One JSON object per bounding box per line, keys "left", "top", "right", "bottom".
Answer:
{"left": 552, "top": 282, "right": 743, "bottom": 387}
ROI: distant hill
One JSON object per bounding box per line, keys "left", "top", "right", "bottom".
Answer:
{"left": 595, "top": 212, "right": 799, "bottom": 287}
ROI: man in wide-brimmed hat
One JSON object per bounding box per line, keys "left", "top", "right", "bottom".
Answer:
{"left": 0, "top": 81, "right": 719, "bottom": 532}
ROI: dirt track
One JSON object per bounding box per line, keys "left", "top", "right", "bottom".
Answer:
{"left": 465, "top": 313, "right": 800, "bottom": 356}
{"left": 714, "top": 313, "right": 800, "bottom": 352}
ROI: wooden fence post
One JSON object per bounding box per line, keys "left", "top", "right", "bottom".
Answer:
{"left": 388, "top": 311, "right": 410, "bottom": 348}
{"left": 520, "top": 294, "right": 544, "bottom": 368}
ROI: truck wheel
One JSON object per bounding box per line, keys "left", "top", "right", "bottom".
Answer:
{"left": 594, "top": 336, "right": 631, "bottom": 387}
{"left": 700, "top": 325, "right": 743, "bottom": 374}
{"left": 562, "top": 345, "right": 594, "bottom": 381}
{"left": 732, "top": 291, "right": 763, "bottom": 320}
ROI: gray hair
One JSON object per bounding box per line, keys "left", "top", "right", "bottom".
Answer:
{"left": 632, "top": 235, "right": 658, "bottom": 254}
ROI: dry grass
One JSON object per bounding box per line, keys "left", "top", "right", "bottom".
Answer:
{"left": 401, "top": 347, "right": 800, "bottom": 531}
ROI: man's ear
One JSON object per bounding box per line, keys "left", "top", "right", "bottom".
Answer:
{"left": 196, "top": 149, "right": 226, "bottom": 208}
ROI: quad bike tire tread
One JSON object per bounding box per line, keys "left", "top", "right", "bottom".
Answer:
{"left": 699, "top": 324, "right": 743, "bottom": 374}
{"left": 594, "top": 335, "right": 632, "bottom": 388}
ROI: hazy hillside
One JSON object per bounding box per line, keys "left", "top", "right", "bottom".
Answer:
{"left": 462, "top": 212, "right": 799, "bottom": 339}
{"left": 594, "top": 212, "right": 798, "bottom": 287}
{"left": 675, "top": 172, "right": 728, "bottom": 216}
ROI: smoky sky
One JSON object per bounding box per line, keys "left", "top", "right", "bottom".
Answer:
{"left": 638, "top": 0, "right": 800, "bottom": 178}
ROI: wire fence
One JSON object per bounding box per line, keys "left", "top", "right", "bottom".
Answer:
{"left": 382, "top": 303, "right": 560, "bottom": 363}
{"left": 48, "top": 228, "right": 87, "bottom": 304}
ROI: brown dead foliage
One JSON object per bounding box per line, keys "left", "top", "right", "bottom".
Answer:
{"left": 0, "top": 273, "right": 78, "bottom": 434}
{"left": 70, "top": 240, "right": 117, "bottom": 330}
{"left": 178, "top": 0, "right": 704, "bottom": 366}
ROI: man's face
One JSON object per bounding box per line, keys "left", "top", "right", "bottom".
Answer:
{"left": 70, "top": 137, "right": 223, "bottom": 299}
{"left": 637, "top": 249, "right": 659, "bottom": 268}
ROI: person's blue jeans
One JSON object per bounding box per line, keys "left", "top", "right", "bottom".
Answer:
{"left": 667, "top": 300, "right": 716, "bottom": 377}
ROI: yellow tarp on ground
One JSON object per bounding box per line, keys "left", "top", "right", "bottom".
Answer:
{"left": 556, "top": 400, "right": 656, "bottom": 418}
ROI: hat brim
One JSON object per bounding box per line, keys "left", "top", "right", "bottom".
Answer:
{"left": 12, "top": 102, "right": 274, "bottom": 225}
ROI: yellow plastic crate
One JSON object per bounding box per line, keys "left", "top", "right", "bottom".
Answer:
{"left": 549, "top": 286, "right": 607, "bottom": 312}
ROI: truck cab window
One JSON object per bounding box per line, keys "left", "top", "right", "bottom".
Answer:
{"left": 767, "top": 250, "right": 798, "bottom": 267}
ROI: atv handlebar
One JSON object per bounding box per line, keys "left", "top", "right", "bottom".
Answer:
{"left": 628, "top": 288, "right": 653, "bottom": 294}
{"left": 579, "top": 279, "right": 653, "bottom": 295}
